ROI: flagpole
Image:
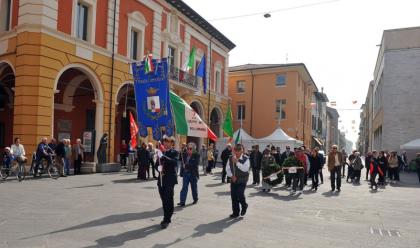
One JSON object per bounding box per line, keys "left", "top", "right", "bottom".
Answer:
{"left": 207, "top": 38, "right": 214, "bottom": 146}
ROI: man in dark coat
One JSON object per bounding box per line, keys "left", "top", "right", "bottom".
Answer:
{"left": 221, "top": 144, "right": 232, "bottom": 183}
{"left": 178, "top": 142, "right": 200, "bottom": 206}
{"left": 137, "top": 142, "right": 150, "bottom": 180}
{"left": 365, "top": 151, "right": 372, "bottom": 181}
{"left": 250, "top": 145, "right": 262, "bottom": 185}
{"left": 55, "top": 139, "right": 66, "bottom": 177}
{"left": 158, "top": 136, "right": 179, "bottom": 229}
{"left": 281, "top": 146, "right": 294, "bottom": 187}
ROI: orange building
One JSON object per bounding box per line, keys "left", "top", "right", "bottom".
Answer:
{"left": 0, "top": 0, "right": 234, "bottom": 166}
{"left": 228, "top": 64, "right": 318, "bottom": 147}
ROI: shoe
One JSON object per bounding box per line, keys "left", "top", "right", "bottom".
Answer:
{"left": 331, "top": 188, "right": 335, "bottom": 192}
{"left": 252, "top": 183, "right": 256, "bottom": 185}
{"left": 222, "top": 180, "right": 225, "bottom": 183}
{"left": 262, "top": 189, "right": 266, "bottom": 192}
{"left": 160, "top": 221, "right": 170, "bottom": 229}
{"left": 241, "top": 204, "right": 248, "bottom": 216}
{"left": 230, "top": 214, "right": 239, "bottom": 218}
{"left": 177, "top": 202, "right": 185, "bottom": 207}
{"left": 315, "top": 187, "right": 318, "bottom": 191}
{"left": 337, "top": 188, "right": 341, "bottom": 192}
{"left": 193, "top": 199, "right": 198, "bottom": 204}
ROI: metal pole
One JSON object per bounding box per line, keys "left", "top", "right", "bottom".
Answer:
{"left": 207, "top": 38, "right": 214, "bottom": 146}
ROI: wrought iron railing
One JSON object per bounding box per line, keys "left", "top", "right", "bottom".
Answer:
{"left": 168, "top": 65, "right": 198, "bottom": 88}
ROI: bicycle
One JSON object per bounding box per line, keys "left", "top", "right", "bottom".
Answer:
{"left": 0, "top": 159, "right": 26, "bottom": 182}
{"left": 29, "top": 153, "right": 60, "bottom": 179}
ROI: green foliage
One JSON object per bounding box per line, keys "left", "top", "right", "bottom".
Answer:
{"left": 262, "top": 156, "right": 283, "bottom": 186}
{"left": 282, "top": 156, "right": 303, "bottom": 168}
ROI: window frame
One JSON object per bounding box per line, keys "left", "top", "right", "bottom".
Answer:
{"left": 236, "top": 80, "right": 245, "bottom": 93}
{"left": 72, "top": 0, "right": 97, "bottom": 44}
{"left": 237, "top": 104, "right": 246, "bottom": 120}
{"left": 0, "top": 0, "right": 12, "bottom": 32}
{"left": 275, "top": 99, "right": 286, "bottom": 120}
{"left": 126, "top": 11, "right": 147, "bottom": 61}
{"left": 275, "top": 74, "right": 286, "bottom": 87}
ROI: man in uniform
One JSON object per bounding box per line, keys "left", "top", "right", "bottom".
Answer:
{"left": 227, "top": 144, "right": 250, "bottom": 218}
{"left": 157, "top": 136, "right": 179, "bottom": 229}
{"left": 221, "top": 144, "right": 232, "bottom": 183}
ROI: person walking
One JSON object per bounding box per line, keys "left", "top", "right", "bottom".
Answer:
{"left": 317, "top": 149, "right": 325, "bottom": 184}
{"left": 388, "top": 151, "right": 399, "bottom": 184}
{"left": 120, "top": 140, "right": 128, "bottom": 168}
{"left": 178, "top": 142, "right": 200, "bottom": 206}
{"left": 199, "top": 144, "right": 207, "bottom": 173}
{"left": 369, "top": 151, "right": 383, "bottom": 190}
{"left": 415, "top": 153, "right": 420, "bottom": 183}
{"left": 137, "top": 142, "right": 150, "bottom": 180}
{"left": 341, "top": 149, "right": 348, "bottom": 178}
{"left": 377, "top": 151, "right": 388, "bottom": 186}
{"left": 221, "top": 144, "right": 232, "bottom": 183}
{"left": 250, "top": 145, "right": 262, "bottom": 186}
{"left": 227, "top": 144, "right": 250, "bottom": 218}
{"left": 10, "top": 137, "right": 27, "bottom": 167}
{"left": 206, "top": 143, "right": 215, "bottom": 175}
{"left": 351, "top": 151, "right": 363, "bottom": 183}
{"left": 55, "top": 139, "right": 66, "bottom": 177}
{"left": 157, "top": 136, "right": 179, "bottom": 229}
{"left": 281, "top": 146, "right": 294, "bottom": 188}
{"left": 327, "top": 145, "right": 344, "bottom": 192}
{"left": 64, "top": 139, "right": 72, "bottom": 176}
{"left": 347, "top": 150, "right": 357, "bottom": 183}
{"left": 261, "top": 148, "right": 277, "bottom": 192}
{"left": 72, "top": 139, "right": 84, "bottom": 175}
{"left": 365, "top": 152, "right": 372, "bottom": 181}
{"left": 308, "top": 148, "right": 322, "bottom": 191}
{"left": 295, "top": 147, "right": 308, "bottom": 192}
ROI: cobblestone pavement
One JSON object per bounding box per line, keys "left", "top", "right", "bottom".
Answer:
{"left": 0, "top": 167, "right": 419, "bottom": 248}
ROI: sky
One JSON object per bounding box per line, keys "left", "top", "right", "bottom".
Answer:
{"left": 183, "top": 0, "right": 420, "bottom": 145}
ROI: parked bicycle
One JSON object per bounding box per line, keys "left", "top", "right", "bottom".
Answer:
{"left": 0, "top": 160, "right": 26, "bottom": 181}
{"left": 29, "top": 153, "right": 60, "bottom": 179}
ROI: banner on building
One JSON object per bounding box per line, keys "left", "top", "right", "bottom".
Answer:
{"left": 132, "top": 58, "right": 174, "bottom": 141}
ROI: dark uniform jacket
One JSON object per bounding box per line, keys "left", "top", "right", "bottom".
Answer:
{"left": 180, "top": 152, "right": 200, "bottom": 179}
{"left": 159, "top": 148, "right": 179, "bottom": 186}
{"left": 250, "top": 151, "right": 262, "bottom": 170}
{"left": 221, "top": 148, "right": 232, "bottom": 166}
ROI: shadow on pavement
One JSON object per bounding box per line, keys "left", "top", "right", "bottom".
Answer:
{"left": 321, "top": 191, "right": 340, "bottom": 197}
{"left": 214, "top": 191, "right": 230, "bottom": 196}
{"left": 65, "top": 184, "right": 104, "bottom": 189}
{"left": 112, "top": 178, "right": 150, "bottom": 184}
{"left": 205, "top": 182, "right": 225, "bottom": 188}
{"left": 248, "top": 191, "right": 302, "bottom": 201}
{"left": 84, "top": 224, "right": 162, "bottom": 248}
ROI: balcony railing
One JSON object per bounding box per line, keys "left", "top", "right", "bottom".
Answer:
{"left": 168, "top": 65, "right": 198, "bottom": 88}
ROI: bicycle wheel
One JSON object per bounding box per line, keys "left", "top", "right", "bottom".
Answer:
{"left": 48, "top": 164, "right": 60, "bottom": 179}
{"left": 17, "top": 164, "right": 26, "bottom": 182}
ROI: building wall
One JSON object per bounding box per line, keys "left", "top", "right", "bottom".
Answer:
{"left": 0, "top": 0, "right": 233, "bottom": 161}
{"left": 381, "top": 48, "right": 420, "bottom": 151}
{"left": 229, "top": 67, "right": 314, "bottom": 146}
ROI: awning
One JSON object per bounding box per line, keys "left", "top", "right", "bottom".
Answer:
{"left": 312, "top": 136, "right": 324, "bottom": 147}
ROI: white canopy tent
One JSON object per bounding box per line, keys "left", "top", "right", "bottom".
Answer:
{"left": 256, "top": 128, "right": 303, "bottom": 151}
{"left": 215, "top": 128, "right": 258, "bottom": 156}
{"left": 400, "top": 138, "right": 420, "bottom": 150}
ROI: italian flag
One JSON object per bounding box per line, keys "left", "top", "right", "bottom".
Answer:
{"left": 170, "top": 91, "right": 217, "bottom": 141}
{"left": 183, "top": 47, "right": 196, "bottom": 71}
{"left": 144, "top": 54, "right": 154, "bottom": 73}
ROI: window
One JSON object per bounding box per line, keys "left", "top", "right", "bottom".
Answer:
{"left": 168, "top": 46, "right": 176, "bottom": 67}
{"left": 130, "top": 30, "right": 139, "bottom": 60}
{"left": 236, "top": 80, "right": 245, "bottom": 93}
{"left": 76, "top": 2, "right": 89, "bottom": 41}
{"left": 0, "top": 0, "right": 11, "bottom": 32}
{"left": 276, "top": 74, "right": 286, "bottom": 86}
{"left": 275, "top": 99, "right": 286, "bottom": 119}
{"left": 237, "top": 104, "right": 245, "bottom": 120}
{"left": 215, "top": 70, "right": 221, "bottom": 93}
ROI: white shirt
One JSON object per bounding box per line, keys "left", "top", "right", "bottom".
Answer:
{"left": 11, "top": 144, "right": 25, "bottom": 157}
{"left": 226, "top": 154, "right": 250, "bottom": 177}
{"left": 334, "top": 154, "right": 340, "bottom": 166}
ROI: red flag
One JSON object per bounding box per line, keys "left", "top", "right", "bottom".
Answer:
{"left": 207, "top": 128, "right": 218, "bottom": 142}
{"left": 129, "top": 112, "right": 138, "bottom": 149}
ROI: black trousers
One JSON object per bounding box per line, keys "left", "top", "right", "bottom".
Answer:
{"left": 417, "top": 168, "right": 420, "bottom": 183}
{"left": 292, "top": 171, "right": 304, "bottom": 191}
{"left": 370, "top": 172, "right": 378, "bottom": 188}
{"left": 230, "top": 183, "right": 247, "bottom": 216}
{"left": 158, "top": 183, "right": 175, "bottom": 223}
{"left": 206, "top": 161, "right": 213, "bottom": 173}
{"left": 222, "top": 163, "right": 227, "bottom": 182}
{"left": 342, "top": 163, "right": 346, "bottom": 177}
{"left": 318, "top": 169, "right": 324, "bottom": 183}
{"left": 378, "top": 166, "right": 386, "bottom": 184}
{"left": 353, "top": 170, "right": 361, "bottom": 182}
{"left": 285, "top": 172, "right": 292, "bottom": 186}
{"left": 366, "top": 167, "right": 370, "bottom": 180}
{"left": 330, "top": 166, "right": 342, "bottom": 190}
{"left": 347, "top": 166, "right": 354, "bottom": 181}
{"left": 311, "top": 171, "right": 319, "bottom": 189}
{"left": 35, "top": 154, "right": 52, "bottom": 176}
{"left": 252, "top": 167, "right": 260, "bottom": 184}
{"left": 120, "top": 153, "right": 127, "bottom": 167}
{"left": 388, "top": 168, "right": 399, "bottom": 181}
{"left": 74, "top": 155, "right": 82, "bottom": 174}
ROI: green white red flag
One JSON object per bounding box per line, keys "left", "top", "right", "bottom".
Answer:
{"left": 143, "top": 54, "right": 154, "bottom": 74}
{"left": 169, "top": 91, "right": 217, "bottom": 141}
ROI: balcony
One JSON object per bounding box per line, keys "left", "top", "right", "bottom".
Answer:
{"left": 168, "top": 65, "right": 198, "bottom": 89}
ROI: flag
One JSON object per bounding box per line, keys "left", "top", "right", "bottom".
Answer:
{"left": 129, "top": 112, "right": 138, "bottom": 149}
{"left": 222, "top": 104, "right": 234, "bottom": 137}
{"left": 169, "top": 91, "right": 217, "bottom": 141}
{"left": 196, "top": 55, "right": 206, "bottom": 94}
{"left": 143, "top": 54, "right": 154, "bottom": 74}
{"left": 234, "top": 129, "right": 241, "bottom": 145}
{"left": 183, "top": 47, "right": 196, "bottom": 71}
